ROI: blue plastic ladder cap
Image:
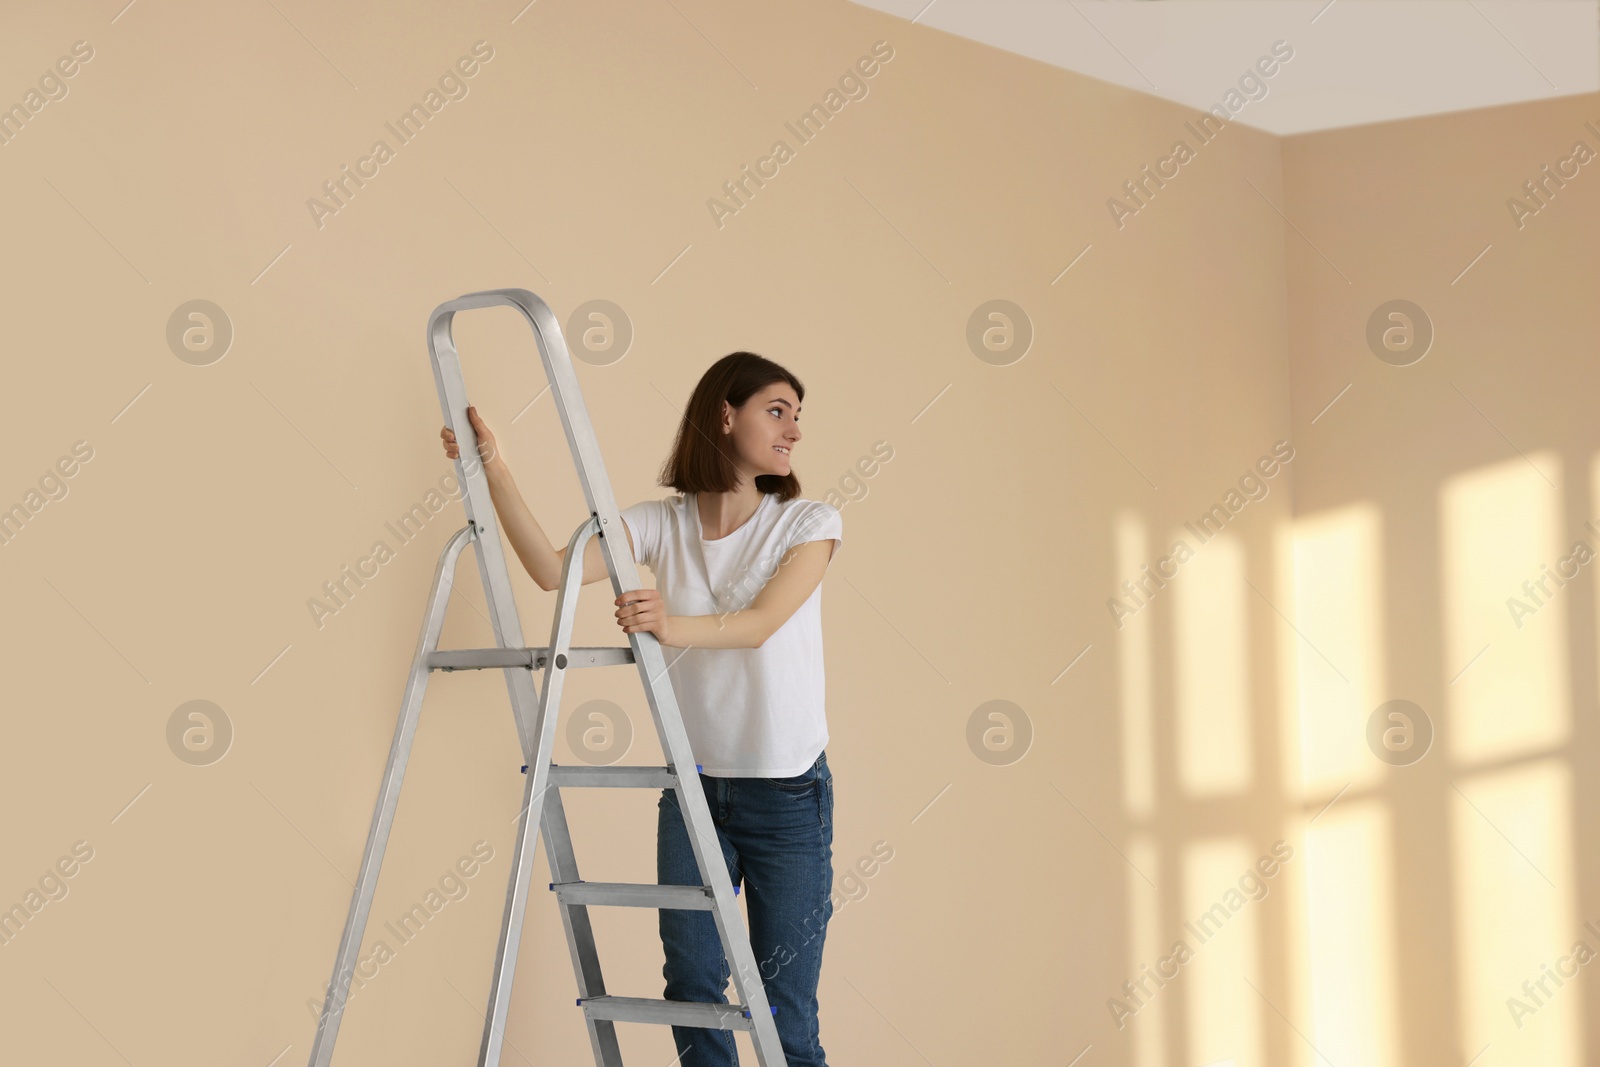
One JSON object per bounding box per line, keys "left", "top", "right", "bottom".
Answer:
{"left": 549, "top": 882, "right": 555, "bottom": 890}
{"left": 520, "top": 764, "right": 528, "bottom": 774}
{"left": 577, "top": 997, "right": 583, "bottom": 1006}
{"left": 733, "top": 885, "right": 740, "bottom": 896}
{"left": 696, "top": 763, "right": 703, "bottom": 773}
{"left": 771, "top": 1005, "right": 778, "bottom": 1015}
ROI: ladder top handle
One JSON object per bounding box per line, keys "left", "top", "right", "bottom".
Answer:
{"left": 428, "top": 289, "right": 573, "bottom": 375}
{"left": 425, "top": 286, "right": 642, "bottom": 591}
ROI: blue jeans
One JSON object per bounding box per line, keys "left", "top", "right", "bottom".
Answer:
{"left": 657, "top": 750, "right": 834, "bottom": 1066}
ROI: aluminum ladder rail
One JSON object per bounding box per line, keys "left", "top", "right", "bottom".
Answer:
{"left": 303, "top": 289, "right": 787, "bottom": 1067}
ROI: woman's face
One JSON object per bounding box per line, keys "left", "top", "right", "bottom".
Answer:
{"left": 723, "top": 383, "right": 802, "bottom": 481}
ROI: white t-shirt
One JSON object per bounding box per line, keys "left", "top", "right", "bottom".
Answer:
{"left": 618, "top": 491, "right": 843, "bottom": 777}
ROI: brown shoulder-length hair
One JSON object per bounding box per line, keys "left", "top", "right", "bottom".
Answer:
{"left": 658, "top": 352, "right": 805, "bottom": 502}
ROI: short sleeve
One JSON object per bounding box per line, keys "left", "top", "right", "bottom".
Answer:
{"left": 618, "top": 499, "right": 664, "bottom": 570}
{"left": 784, "top": 501, "right": 843, "bottom": 562}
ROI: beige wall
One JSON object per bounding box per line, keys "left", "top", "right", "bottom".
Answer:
{"left": 1, "top": 1, "right": 1593, "bottom": 1064}
{"left": 1280, "top": 94, "right": 1600, "bottom": 1067}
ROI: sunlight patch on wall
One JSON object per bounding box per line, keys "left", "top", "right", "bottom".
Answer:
{"left": 1291, "top": 503, "right": 1384, "bottom": 795}
{"left": 1127, "top": 834, "right": 1168, "bottom": 1067}
{"left": 1174, "top": 533, "right": 1251, "bottom": 797}
{"left": 1591, "top": 453, "right": 1600, "bottom": 708}
{"left": 1115, "top": 510, "right": 1156, "bottom": 819}
{"left": 1305, "top": 799, "right": 1399, "bottom": 1067}
{"left": 1440, "top": 453, "right": 1568, "bottom": 762}
{"left": 1183, "top": 837, "right": 1263, "bottom": 1067}
{"left": 1452, "top": 758, "right": 1578, "bottom": 1064}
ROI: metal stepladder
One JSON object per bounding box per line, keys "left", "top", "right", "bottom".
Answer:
{"left": 305, "top": 289, "right": 788, "bottom": 1067}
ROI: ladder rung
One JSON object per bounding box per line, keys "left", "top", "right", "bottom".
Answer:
{"left": 551, "top": 879, "right": 733, "bottom": 910}
{"left": 545, "top": 764, "right": 684, "bottom": 788}
{"left": 428, "top": 646, "right": 636, "bottom": 671}
{"left": 577, "top": 994, "right": 774, "bottom": 1030}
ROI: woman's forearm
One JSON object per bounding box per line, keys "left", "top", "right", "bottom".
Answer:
{"left": 482, "top": 459, "right": 561, "bottom": 590}
{"left": 665, "top": 611, "right": 767, "bottom": 650}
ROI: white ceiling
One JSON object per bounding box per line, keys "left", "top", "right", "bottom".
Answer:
{"left": 848, "top": 0, "right": 1599, "bottom": 135}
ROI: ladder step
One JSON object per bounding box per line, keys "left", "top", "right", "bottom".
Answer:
{"left": 551, "top": 879, "right": 737, "bottom": 910}
{"left": 428, "top": 646, "right": 636, "bottom": 671}
{"left": 544, "top": 764, "right": 688, "bottom": 788}
{"left": 577, "top": 994, "right": 775, "bottom": 1030}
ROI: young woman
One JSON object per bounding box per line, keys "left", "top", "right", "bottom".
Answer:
{"left": 440, "top": 351, "right": 842, "bottom": 1067}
